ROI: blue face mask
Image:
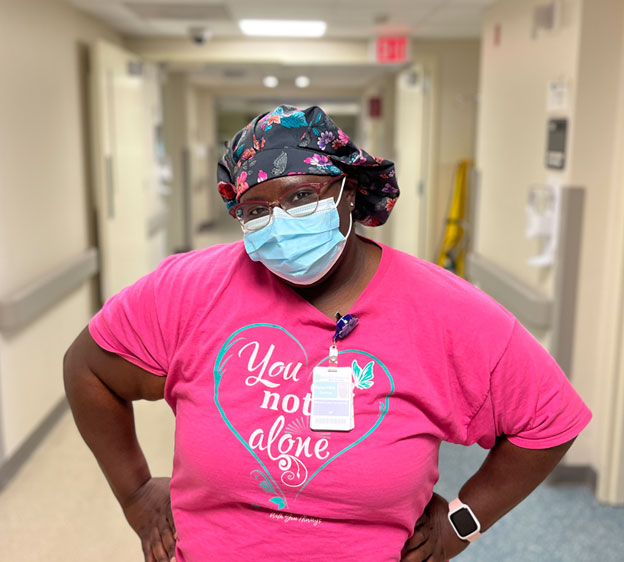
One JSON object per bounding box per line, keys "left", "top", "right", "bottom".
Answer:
{"left": 243, "top": 177, "right": 352, "bottom": 285}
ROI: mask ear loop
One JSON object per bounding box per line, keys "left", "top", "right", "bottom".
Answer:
{"left": 334, "top": 175, "right": 354, "bottom": 240}
{"left": 335, "top": 175, "right": 348, "bottom": 206}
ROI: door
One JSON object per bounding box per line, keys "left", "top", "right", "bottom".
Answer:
{"left": 91, "top": 41, "right": 152, "bottom": 301}
{"left": 391, "top": 64, "right": 434, "bottom": 259}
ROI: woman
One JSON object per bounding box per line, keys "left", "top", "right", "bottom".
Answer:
{"left": 63, "top": 105, "right": 591, "bottom": 562}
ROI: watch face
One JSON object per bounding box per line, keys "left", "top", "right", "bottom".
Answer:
{"left": 450, "top": 507, "right": 479, "bottom": 537}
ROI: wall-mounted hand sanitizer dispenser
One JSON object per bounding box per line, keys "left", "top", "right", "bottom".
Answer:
{"left": 526, "top": 184, "right": 561, "bottom": 267}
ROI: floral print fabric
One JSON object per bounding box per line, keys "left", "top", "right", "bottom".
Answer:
{"left": 217, "top": 105, "right": 400, "bottom": 227}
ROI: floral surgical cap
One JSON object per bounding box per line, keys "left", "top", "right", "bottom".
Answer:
{"left": 217, "top": 104, "right": 399, "bottom": 226}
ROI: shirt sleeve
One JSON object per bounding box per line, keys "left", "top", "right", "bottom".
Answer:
{"left": 88, "top": 255, "right": 179, "bottom": 376}
{"left": 467, "top": 319, "right": 592, "bottom": 449}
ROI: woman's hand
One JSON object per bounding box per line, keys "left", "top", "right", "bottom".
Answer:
{"left": 121, "top": 477, "right": 177, "bottom": 562}
{"left": 400, "top": 493, "right": 469, "bottom": 562}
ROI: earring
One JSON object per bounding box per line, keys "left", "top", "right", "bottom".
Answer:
{"left": 350, "top": 202, "right": 355, "bottom": 207}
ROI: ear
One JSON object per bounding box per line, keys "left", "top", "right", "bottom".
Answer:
{"left": 344, "top": 176, "right": 358, "bottom": 208}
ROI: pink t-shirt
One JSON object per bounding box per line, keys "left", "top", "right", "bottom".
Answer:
{"left": 89, "top": 240, "right": 591, "bottom": 562}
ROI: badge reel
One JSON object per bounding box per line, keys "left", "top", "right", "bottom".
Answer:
{"left": 310, "top": 314, "right": 358, "bottom": 432}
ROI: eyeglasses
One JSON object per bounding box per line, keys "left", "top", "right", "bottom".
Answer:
{"left": 229, "top": 175, "right": 345, "bottom": 232}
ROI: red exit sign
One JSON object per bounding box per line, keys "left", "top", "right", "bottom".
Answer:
{"left": 376, "top": 36, "right": 409, "bottom": 64}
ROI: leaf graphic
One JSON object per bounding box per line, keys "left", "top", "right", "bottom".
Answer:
{"left": 272, "top": 151, "right": 288, "bottom": 175}
{"left": 270, "top": 497, "right": 286, "bottom": 510}
{"left": 299, "top": 132, "right": 310, "bottom": 147}
{"left": 281, "top": 111, "right": 308, "bottom": 128}
{"left": 234, "top": 144, "right": 245, "bottom": 162}
{"left": 352, "top": 360, "right": 375, "bottom": 390}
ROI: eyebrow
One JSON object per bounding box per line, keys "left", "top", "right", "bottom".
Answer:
{"left": 241, "top": 178, "right": 327, "bottom": 201}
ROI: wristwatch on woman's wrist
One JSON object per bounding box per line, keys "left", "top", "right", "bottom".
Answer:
{"left": 447, "top": 498, "right": 482, "bottom": 542}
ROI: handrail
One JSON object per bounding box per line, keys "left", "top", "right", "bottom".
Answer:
{"left": 0, "top": 248, "right": 99, "bottom": 332}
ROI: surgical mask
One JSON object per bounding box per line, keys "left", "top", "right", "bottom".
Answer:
{"left": 243, "top": 176, "right": 352, "bottom": 285}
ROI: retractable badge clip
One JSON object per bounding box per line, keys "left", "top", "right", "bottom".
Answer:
{"left": 329, "top": 313, "right": 358, "bottom": 372}
{"left": 334, "top": 313, "right": 359, "bottom": 341}
{"left": 310, "top": 313, "right": 359, "bottom": 432}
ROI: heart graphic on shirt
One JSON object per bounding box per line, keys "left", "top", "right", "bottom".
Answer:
{"left": 213, "top": 323, "right": 394, "bottom": 511}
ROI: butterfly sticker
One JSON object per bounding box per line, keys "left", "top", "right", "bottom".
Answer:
{"left": 352, "top": 360, "right": 375, "bottom": 390}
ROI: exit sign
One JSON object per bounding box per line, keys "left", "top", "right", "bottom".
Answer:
{"left": 376, "top": 36, "right": 409, "bottom": 64}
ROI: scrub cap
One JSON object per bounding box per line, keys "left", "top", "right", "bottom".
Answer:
{"left": 217, "top": 104, "right": 399, "bottom": 227}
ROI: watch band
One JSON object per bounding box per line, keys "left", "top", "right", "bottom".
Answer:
{"left": 448, "top": 498, "right": 482, "bottom": 542}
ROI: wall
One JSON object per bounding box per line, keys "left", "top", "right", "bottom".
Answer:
{"left": 0, "top": 0, "right": 121, "bottom": 461}
{"left": 475, "top": 0, "right": 582, "bottom": 293}
{"left": 195, "top": 88, "right": 218, "bottom": 227}
{"left": 597, "top": 2, "right": 624, "bottom": 501}
{"left": 571, "top": 0, "right": 624, "bottom": 502}
{"left": 476, "top": 0, "right": 624, "bottom": 498}
{"left": 162, "top": 73, "right": 191, "bottom": 252}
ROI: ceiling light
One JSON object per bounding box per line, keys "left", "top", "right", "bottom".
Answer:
{"left": 239, "top": 19, "right": 327, "bottom": 38}
{"left": 263, "top": 75, "right": 279, "bottom": 88}
{"left": 295, "top": 76, "right": 310, "bottom": 88}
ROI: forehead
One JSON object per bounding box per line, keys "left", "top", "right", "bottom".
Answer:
{"left": 239, "top": 174, "right": 330, "bottom": 202}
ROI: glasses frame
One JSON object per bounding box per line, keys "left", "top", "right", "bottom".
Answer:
{"left": 228, "top": 174, "right": 346, "bottom": 230}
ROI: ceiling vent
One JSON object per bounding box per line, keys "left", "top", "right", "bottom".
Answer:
{"left": 124, "top": 2, "right": 230, "bottom": 21}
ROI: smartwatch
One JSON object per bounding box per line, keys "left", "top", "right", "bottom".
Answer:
{"left": 447, "top": 498, "right": 481, "bottom": 542}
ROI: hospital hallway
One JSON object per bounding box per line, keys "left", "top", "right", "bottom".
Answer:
{"left": 2, "top": 0, "right": 624, "bottom": 560}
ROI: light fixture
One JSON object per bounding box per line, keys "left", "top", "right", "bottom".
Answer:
{"left": 263, "top": 75, "right": 279, "bottom": 88}
{"left": 239, "top": 19, "right": 327, "bottom": 38}
{"left": 295, "top": 75, "right": 310, "bottom": 88}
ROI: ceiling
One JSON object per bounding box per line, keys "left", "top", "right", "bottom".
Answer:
{"left": 66, "top": 0, "right": 495, "bottom": 103}
{"left": 67, "top": 0, "right": 497, "bottom": 39}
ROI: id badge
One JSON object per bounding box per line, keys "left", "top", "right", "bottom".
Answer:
{"left": 310, "top": 366, "right": 354, "bottom": 432}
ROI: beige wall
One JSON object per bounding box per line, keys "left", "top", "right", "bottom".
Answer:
{"left": 476, "top": 0, "right": 624, "bottom": 497}
{"left": 475, "top": 0, "right": 582, "bottom": 294}
{"left": 572, "top": 0, "right": 624, "bottom": 502}
{"left": 598, "top": 5, "right": 624, "bottom": 501}
{"left": 0, "top": 0, "right": 121, "bottom": 459}
{"left": 195, "top": 88, "right": 219, "bottom": 226}
{"left": 568, "top": 0, "right": 624, "bottom": 466}
{"left": 162, "top": 73, "right": 191, "bottom": 252}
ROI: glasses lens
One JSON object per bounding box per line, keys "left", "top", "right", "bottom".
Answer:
{"left": 282, "top": 187, "right": 319, "bottom": 217}
{"left": 235, "top": 203, "right": 271, "bottom": 231}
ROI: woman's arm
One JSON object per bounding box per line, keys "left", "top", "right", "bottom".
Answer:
{"left": 63, "top": 326, "right": 164, "bottom": 504}
{"left": 459, "top": 435, "right": 574, "bottom": 532}
{"left": 401, "top": 435, "right": 576, "bottom": 561}
{"left": 63, "top": 327, "right": 176, "bottom": 562}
